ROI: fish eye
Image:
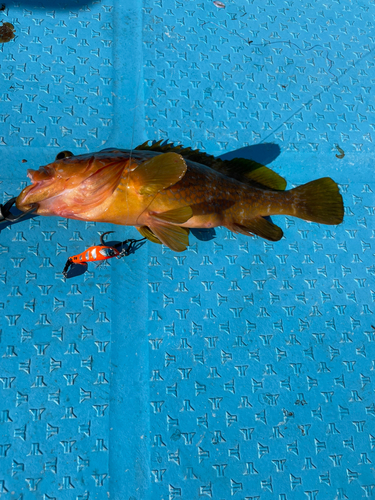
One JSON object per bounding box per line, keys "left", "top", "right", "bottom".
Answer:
{"left": 55, "top": 151, "right": 74, "bottom": 160}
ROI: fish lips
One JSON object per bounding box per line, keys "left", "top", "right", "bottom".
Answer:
{"left": 16, "top": 183, "right": 41, "bottom": 212}
{"left": 16, "top": 167, "right": 59, "bottom": 212}
{"left": 28, "top": 166, "right": 53, "bottom": 182}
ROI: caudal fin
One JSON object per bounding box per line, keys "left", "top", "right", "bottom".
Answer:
{"left": 290, "top": 177, "right": 344, "bottom": 225}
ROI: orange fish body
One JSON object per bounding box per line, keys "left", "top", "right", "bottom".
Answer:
{"left": 16, "top": 143, "right": 344, "bottom": 252}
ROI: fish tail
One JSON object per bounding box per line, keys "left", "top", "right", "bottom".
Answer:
{"left": 289, "top": 177, "right": 344, "bottom": 225}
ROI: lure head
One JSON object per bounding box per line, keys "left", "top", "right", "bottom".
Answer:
{"left": 16, "top": 151, "right": 130, "bottom": 218}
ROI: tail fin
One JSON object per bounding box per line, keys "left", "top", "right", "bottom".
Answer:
{"left": 290, "top": 177, "right": 344, "bottom": 225}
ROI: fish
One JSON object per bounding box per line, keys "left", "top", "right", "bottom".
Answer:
{"left": 16, "top": 141, "right": 344, "bottom": 252}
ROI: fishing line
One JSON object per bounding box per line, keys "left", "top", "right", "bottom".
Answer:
{"left": 259, "top": 44, "right": 375, "bottom": 145}
{"left": 128, "top": 66, "right": 142, "bottom": 163}
{"left": 199, "top": 19, "right": 375, "bottom": 145}
{"left": 124, "top": 62, "right": 143, "bottom": 226}
{"left": 254, "top": 40, "right": 338, "bottom": 82}
{"left": 201, "top": 20, "right": 339, "bottom": 81}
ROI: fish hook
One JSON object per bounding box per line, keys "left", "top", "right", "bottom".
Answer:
{"left": 0, "top": 196, "right": 36, "bottom": 223}
{"left": 100, "top": 231, "right": 146, "bottom": 256}
{"left": 116, "top": 237, "right": 147, "bottom": 257}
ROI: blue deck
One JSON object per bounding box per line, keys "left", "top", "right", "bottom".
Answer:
{"left": 1, "top": 0, "right": 375, "bottom": 499}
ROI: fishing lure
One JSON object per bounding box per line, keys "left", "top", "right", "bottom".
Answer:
{"left": 62, "top": 231, "right": 145, "bottom": 277}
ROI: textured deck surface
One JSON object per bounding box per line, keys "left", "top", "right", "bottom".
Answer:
{"left": 1, "top": 0, "right": 375, "bottom": 499}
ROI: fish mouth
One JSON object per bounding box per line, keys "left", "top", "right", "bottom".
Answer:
{"left": 16, "top": 167, "right": 57, "bottom": 212}
{"left": 16, "top": 184, "right": 43, "bottom": 212}
{"left": 28, "top": 166, "right": 53, "bottom": 182}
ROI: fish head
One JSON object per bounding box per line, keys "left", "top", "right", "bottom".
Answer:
{"left": 16, "top": 152, "right": 130, "bottom": 217}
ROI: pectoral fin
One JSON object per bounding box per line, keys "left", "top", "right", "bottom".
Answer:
{"left": 131, "top": 152, "right": 187, "bottom": 196}
{"left": 137, "top": 207, "right": 192, "bottom": 251}
{"left": 232, "top": 216, "right": 283, "bottom": 241}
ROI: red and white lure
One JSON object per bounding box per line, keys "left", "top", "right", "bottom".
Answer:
{"left": 62, "top": 231, "right": 145, "bottom": 277}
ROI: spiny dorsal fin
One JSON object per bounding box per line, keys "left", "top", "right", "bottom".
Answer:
{"left": 135, "top": 141, "right": 286, "bottom": 191}
{"left": 135, "top": 140, "right": 219, "bottom": 168}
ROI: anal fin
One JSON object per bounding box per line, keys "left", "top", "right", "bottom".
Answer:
{"left": 232, "top": 216, "right": 283, "bottom": 241}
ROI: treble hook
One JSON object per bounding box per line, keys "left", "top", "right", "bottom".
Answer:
{"left": 100, "top": 231, "right": 146, "bottom": 256}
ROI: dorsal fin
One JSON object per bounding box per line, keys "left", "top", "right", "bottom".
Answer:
{"left": 135, "top": 140, "right": 219, "bottom": 169}
{"left": 225, "top": 158, "right": 287, "bottom": 191}
{"left": 135, "top": 141, "right": 286, "bottom": 191}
